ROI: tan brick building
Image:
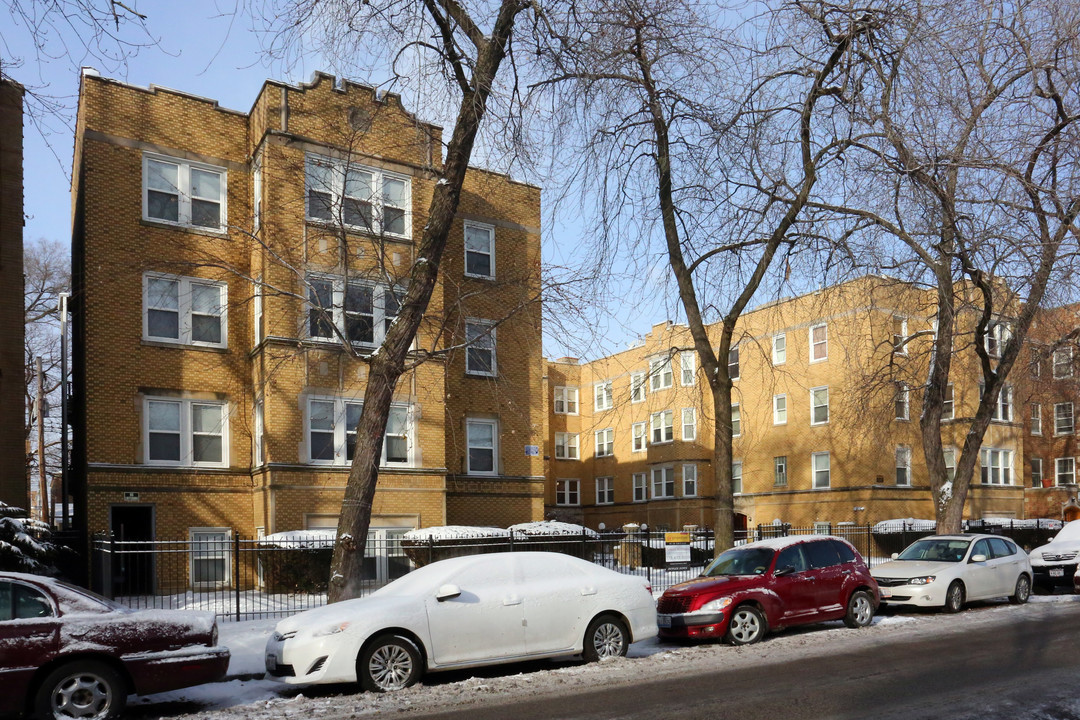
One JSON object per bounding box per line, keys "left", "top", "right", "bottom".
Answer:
{"left": 544, "top": 275, "right": 1058, "bottom": 533}
{"left": 70, "top": 70, "right": 545, "bottom": 583}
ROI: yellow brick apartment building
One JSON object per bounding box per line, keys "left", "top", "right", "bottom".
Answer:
{"left": 70, "top": 71, "right": 546, "bottom": 573}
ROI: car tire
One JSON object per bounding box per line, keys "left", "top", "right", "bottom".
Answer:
{"left": 582, "top": 614, "right": 629, "bottom": 662}
{"left": 34, "top": 660, "right": 127, "bottom": 720}
{"left": 359, "top": 634, "right": 423, "bottom": 693}
{"left": 1010, "top": 574, "right": 1031, "bottom": 604}
{"left": 944, "top": 580, "right": 965, "bottom": 613}
{"left": 725, "top": 605, "right": 766, "bottom": 645}
{"left": 843, "top": 590, "right": 875, "bottom": 628}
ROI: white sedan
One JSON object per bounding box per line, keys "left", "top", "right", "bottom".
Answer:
{"left": 265, "top": 552, "right": 657, "bottom": 692}
{"left": 871, "top": 534, "right": 1032, "bottom": 612}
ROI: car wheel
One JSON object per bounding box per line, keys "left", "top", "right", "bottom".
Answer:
{"left": 359, "top": 635, "right": 422, "bottom": 693}
{"left": 1010, "top": 574, "right": 1031, "bottom": 604}
{"left": 582, "top": 614, "right": 629, "bottom": 662}
{"left": 725, "top": 605, "right": 766, "bottom": 645}
{"left": 843, "top": 590, "right": 875, "bottom": 628}
{"left": 34, "top": 660, "right": 127, "bottom": 720}
{"left": 944, "top": 580, "right": 965, "bottom": 613}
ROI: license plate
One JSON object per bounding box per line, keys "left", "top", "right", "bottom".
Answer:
{"left": 1050, "top": 568, "right": 1065, "bottom": 578}
{"left": 657, "top": 614, "right": 672, "bottom": 628}
{"left": 265, "top": 653, "right": 276, "bottom": 673}
{"left": 879, "top": 587, "right": 892, "bottom": 598}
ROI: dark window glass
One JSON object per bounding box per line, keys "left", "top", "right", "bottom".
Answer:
{"left": 0, "top": 582, "right": 11, "bottom": 621}
{"left": 308, "top": 280, "right": 334, "bottom": 339}
{"left": 988, "top": 537, "right": 1014, "bottom": 559}
{"left": 971, "top": 539, "right": 991, "bottom": 560}
{"left": 804, "top": 540, "right": 842, "bottom": 569}
{"left": 776, "top": 545, "right": 808, "bottom": 573}
{"left": 831, "top": 540, "right": 857, "bottom": 564}
{"left": 14, "top": 586, "right": 53, "bottom": 619}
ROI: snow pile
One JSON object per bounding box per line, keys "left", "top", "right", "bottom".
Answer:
{"left": 872, "top": 518, "right": 937, "bottom": 534}
{"left": 257, "top": 530, "right": 336, "bottom": 548}
{"left": 509, "top": 521, "right": 600, "bottom": 538}
{"left": 403, "top": 526, "right": 512, "bottom": 541}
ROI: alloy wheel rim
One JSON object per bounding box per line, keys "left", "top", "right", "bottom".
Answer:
{"left": 948, "top": 585, "right": 962, "bottom": 609}
{"left": 853, "top": 596, "right": 872, "bottom": 625}
{"left": 731, "top": 610, "right": 760, "bottom": 642}
{"left": 1018, "top": 577, "right": 1030, "bottom": 601}
{"left": 369, "top": 644, "right": 414, "bottom": 691}
{"left": 52, "top": 674, "right": 111, "bottom": 720}
{"left": 593, "top": 623, "right": 625, "bottom": 659}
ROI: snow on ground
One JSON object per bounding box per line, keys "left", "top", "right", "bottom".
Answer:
{"left": 130, "top": 593, "right": 1080, "bottom": 720}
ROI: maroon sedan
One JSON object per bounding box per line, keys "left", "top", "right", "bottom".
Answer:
{"left": 0, "top": 572, "right": 230, "bottom": 720}
{"left": 657, "top": 535, "right": 880, "bottom": 644}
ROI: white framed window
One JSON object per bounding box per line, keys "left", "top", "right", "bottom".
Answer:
{"left": 632, "top": 422, "right": 647, "bottom": 452}
{"left": 1031, "top": 457, "right": 1044, "bottom": 487}
{"left": 1032, "top": 404, "right": 1043, "bottom": 436}
{"left": 652, "top": 466, "right": 675, "bottom": 498}
{"left": 465, "top": 319, "right": 497, "bottom": 376}
{"left": 810, "top": 323, "right": 828, "bottom": 363}
{"left": 143, "top": 153, "right": 226, "bottom": 231}
{"left": 308, "top": 398, "right": 412, "bottom": 467}
{"left": 190, "top": 528, "right": 231, "bottom": 588}
{"left": 813, "top": 521, "right": 831, "bottom": 535}
{"left": 1055, "top": 347, "right": 1074, "bottom": 379}
{"left": 944, "top": 448, "right": 956, "bottom": 481}
{"left": 595, "top": 477, "right": 614, "bottom": 505}
{"left": 252, "top": 278, "right": 263, "bottom": 347}
{"left": 633, "top": 473, "right": 648, "bottom": 502}
{"left": 680, "top": 351, "right": 696, "bottom": 386}
{"left": 895, "top": 383, "right": 910, "bottom": 421}
{"left": 896, "top": 446, "right": 911, "bottom": 486}
{"left": 980, "top": 447, "right": 1014, "bottom": 485}
{"left": 811, "top": 387, "right": 829, "bottom": 425}
{"left": 1032, "top": 350, "right": 1043, "bottom": 378}
{"left": 942, "top": 384, "right": 954, "bottom": 420}
{"left": 554, "top": 432, "right": 579, "bottom": 460}
{"left": 812, "top": 451, "right": 830, "bottom": 489}
{"left": 773, "top": 394, "right": 787, "bottom": 425}
{"left": 651, "top": 410, "right": 674, "bottom": 444}
{"left": 306, "top": 275, "right": 399, "bottom": 348}
{"left": 731, "top": 404, "right": 741, "bottom": 437}
{"left": 630, "top": 372, "right": 647, "bottom": 403}
{"left": 893, "top": 317, "right": 908, "bottom": 355}
{"left": 1056, "top": 457, "right": 1075, "bottom": 486}
{"left": 252, "top": 149, "right": 263, "bottom": 230}
{"left": 594, "top": 381, "right": 613, "bottom": 411}
{"left": 682, "top": 408, "right": 696, "bottom": 441}
{"left": 995, "top": 386, "right": 1013, "bottom": 422}
{"left": 1056, "top": 402, "right": 1075, "bottom": 435}
{"left": 731, "top": 461, "right": 742, "bottom": 495}
{"left": 553, "top": 386, "right": 579, "bottom": 414}
{"left": 772, "top": 333, "right": 786, "bottom": 365}
{"left": 774, "top": 456, "right": 787, "bottom": 486}
{"left": 466, "top": 418, "right": 498, "bottom": 475}
{"left": 145, "top": 397, "right": 228, "bottom": 468}
{"left": 143, "top": 273, "right": 227, "bottom": 348}
{"left": 649, "top": 357, "right": 673, "bottom": 391}
{"left": 985, "top": 320, "right": 1011, "bottom": 359}
{"left": 594, "top": 428, "right": 614, "bottom": 457}
{"left": 305, "top": 154, "right": 410, "bottom": 238}
{"left": 253, "top": 400, "right": 264, "bottom": 467}
{"left": 728, "top": 347, "right": 740, "bottom": 380}
{"left": 556, "top": 479, "right": 580, "bottom": 506}
{"left": 464, "top": 221, "right": 495, "bottom": 279}
{"left": 683, "top": 464, "right": 698, "bottom": 497}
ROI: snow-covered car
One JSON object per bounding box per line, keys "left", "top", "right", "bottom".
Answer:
{"left": 872, "top": 534, "right": 1032, "bottom": 612}
{"left": 0, "top": 571, "right": 229, "bottom": 720}
{"left": 655, "top": 535, "right": 879, "bottom": 645}
{"left": 1029, "top": 520, "right": 1080, "bottom": 592}
{"left": 265, "top": 552, "right": 657, "bottom": 692}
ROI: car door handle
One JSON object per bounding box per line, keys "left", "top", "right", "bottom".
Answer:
{"left": 503, "top": 596, "right": 522, "bottom": 606}
{"left": 580, "top": 587, "right": 597, "bottom": 596}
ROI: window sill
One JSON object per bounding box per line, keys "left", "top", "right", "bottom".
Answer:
{"left": 465, "top": 371, "right": 498, "bottom": 379}
{"left": 142, "top": 339, "right": 229, "bottom": 353}
{"left": 141, "top": 218, "right": 228, "bottom": 237}
{"left": 464, "top": 273, "right": 496, "bottom": 282}
{"left": 305, "top": 218, "right": 412, "bottom": 244}
{"left": 650, "top": 440, "right": 674, "bottom": 446}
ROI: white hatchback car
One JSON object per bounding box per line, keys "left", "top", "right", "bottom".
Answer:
{"left": 265, "top": 552, "right": 657, "bottom": 691}
{"left": 871, "top": 534, "right": 1032, "bottom": 612}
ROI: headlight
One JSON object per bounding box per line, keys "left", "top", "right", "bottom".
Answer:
{"left": 699, "top": 597, "right": 733, "bottom": 613}
{"left": 907, "top": 576, "right": 936, "bottom": 585}
{"left": 312, "top": 621, "right": 351, "bottom": 637}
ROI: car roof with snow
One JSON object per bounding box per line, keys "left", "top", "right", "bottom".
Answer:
{"left": 741, "top": 534, "right": 854, "bottom": 551}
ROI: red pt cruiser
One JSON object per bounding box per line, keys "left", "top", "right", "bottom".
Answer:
{"left": 656, "top": 535, "right": 880, "bottom": 644}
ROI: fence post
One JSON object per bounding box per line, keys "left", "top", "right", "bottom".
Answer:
{"left": 106, "top": 535, "right": 115, "bottom": 600}
{"left": 234, "top": 533, "right": 241, "bottom": 622}
{"left": 427, "top": 536, "right": 434, "bottom": 565}
{"left": 509, "top": 529, "right": 514, "bottom": 552}
{"left": 582, "top": 526, "right": 587, "bottom": 559}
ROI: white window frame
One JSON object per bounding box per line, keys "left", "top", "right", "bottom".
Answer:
{"left": 810, "top": 386, "right": 829, "bottom": 426}
{"left": 774, "top": 456, "right": 788, "bottom": 486}
{"left": 144, "top": 396, "right": 229, "bottom": 468}
{"left": 630, "top": 372, "right": 647, "bottom": 403}
{"left": 649, "top": 357, "right": 673, "bottom": 391}
{"left": 727, "top": 346, "right": 740, "bottom": 380}
{"left": 143, "top": 273, "right": 228, "bottom": 348}
{"left": 810, "top": 323, "right": 828, "bottom": 363}
{"left": 464, "top": 221, "right": 495, "bottom": 280}
{"left": 305, "top": 274, "right": 400, "bottom": 348}
{"left": 594, "top": 428, "right": 614, "bottom": 457}
{"left": 680, "top": 351, "right": 696, "bottom": 386}
{"left": 651, "top": 466, "right": 675, "bottom": 499}
{"left": 1056, "top": 402, "right": 1075, "bottom": 436}
{"left": 1055, "top": 347, "right": 1074, "bottom": 379}
{"left": 465, "top": 319, "right": 497, "bottom": 376}
{"left": 633, "top": 473, "right": 648, "bottom": 502}
{"left": 812, "top": 451, "right": 831, "bottom": 489}
{"left": 731, "top": 404, "right": 741, "bottom": 438}
{"left": 553, "top": 386, "right": 579, "bottom": 415}
{"left": 466, "top": 418, "right": 499, "bottom": 475}
{"left": 1032, "top": 403, "right": 1043, "bottom": 436}
{"left": 773, "top": 394, "right": 787, "bottom": 425}
{"left": 683, "top": 464, "right": 698, "bottom": 497}
{"left": 189, "top": 527, "right": 231, "bottom": 589}
{"left": 556, "top": 479, "right": 580, "bottom": 506}
{"left": 682, "top": 408, "right": 696, "bottom": 441}
{"left": 651, "top": 410, "right": 674, "bottom": 444}
{"left": 895, "top": 383, "right": 910, "bottom": 421}
{"left": 554, "top": 432, "right": 579, "bottom": 460}
{"left": 594, "top": 381, "right": 614, "bottom": 412}
{"left": 305, "top": 154, "right": 411, "bottom": 238}
{"left": 772, "top": 333, "right": 787, "bottom": 365}
{"left": 985, "top": 321, "right": 1011, "bottom": 359}
{"left": 632, "top": 422, "right": 647, "bottom": 453}
{"left": 253, "top": 400, "right": 264, "bottom": 467}
{"left": 595, "top": 477, "right": 614, "bottom": 505}
{"left": 944, "top": 448, "right": 957, "bottom": 481}
{"left": 306, "top": 397, "right": 414, "bottom": 468}
{"left": 896, "top": 446, "right": 911, "bottom": 486}
{"left": 252, "top": 149, "right": 262, "bottom": 230}
{"left": 1056, "top": 457, "right": 1075, "bottom": 486}
{"left": 143, "top": 153, "right": 227, "bottom": 232}
{"left": 893, "top": 317, "right": 908, "bottom": 355}
{"left": 980, "top": 447, "right": 1014, "bottom": 485}
{"left": 1031, "top": 457, "right": 1044, "bottom": 487}
{"left": 942, "top": 384, "right": 954, "bottom": 420}
{"left": 252, "top": 278, "right": 263, "bottom": 347}
{"left": 732, "top": 461, "right": 742, "bottom": 495}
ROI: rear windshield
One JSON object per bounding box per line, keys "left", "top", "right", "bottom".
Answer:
{"left": 702, "top": 547, "right": 775, "bottom": 577}
{"left": 896, "top": 538, "right": 970, "bottom": 563}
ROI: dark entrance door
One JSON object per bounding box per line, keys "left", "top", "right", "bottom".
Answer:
{"left": 734, "top": 513, "right": 749, "bottom": 542}
{"left": 109, "top": 505, "right": 155, "bottom": 595}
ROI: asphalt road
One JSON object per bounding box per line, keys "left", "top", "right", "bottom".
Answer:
{"left": 411, "top": 605, "right": 1080, "bottom": 720}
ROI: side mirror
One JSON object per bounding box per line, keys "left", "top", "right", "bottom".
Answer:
{"left": 970, "top": 554, "right": 987, "bottom": 563}
{"left": 774, "top": 565, "right": 796, "bottom": 577}
{"left": 890, "top": 553, "right": 899, "bottom": 560}
{"left": 436, "top": 584, "right": 462, "bottom": 602}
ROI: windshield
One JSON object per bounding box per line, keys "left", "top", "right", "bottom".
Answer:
{"left": 702, "top": 547, "right": 775, "bottom": 577}
{"left": 896, "top": 538, "right": 970, "bottom": 563}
